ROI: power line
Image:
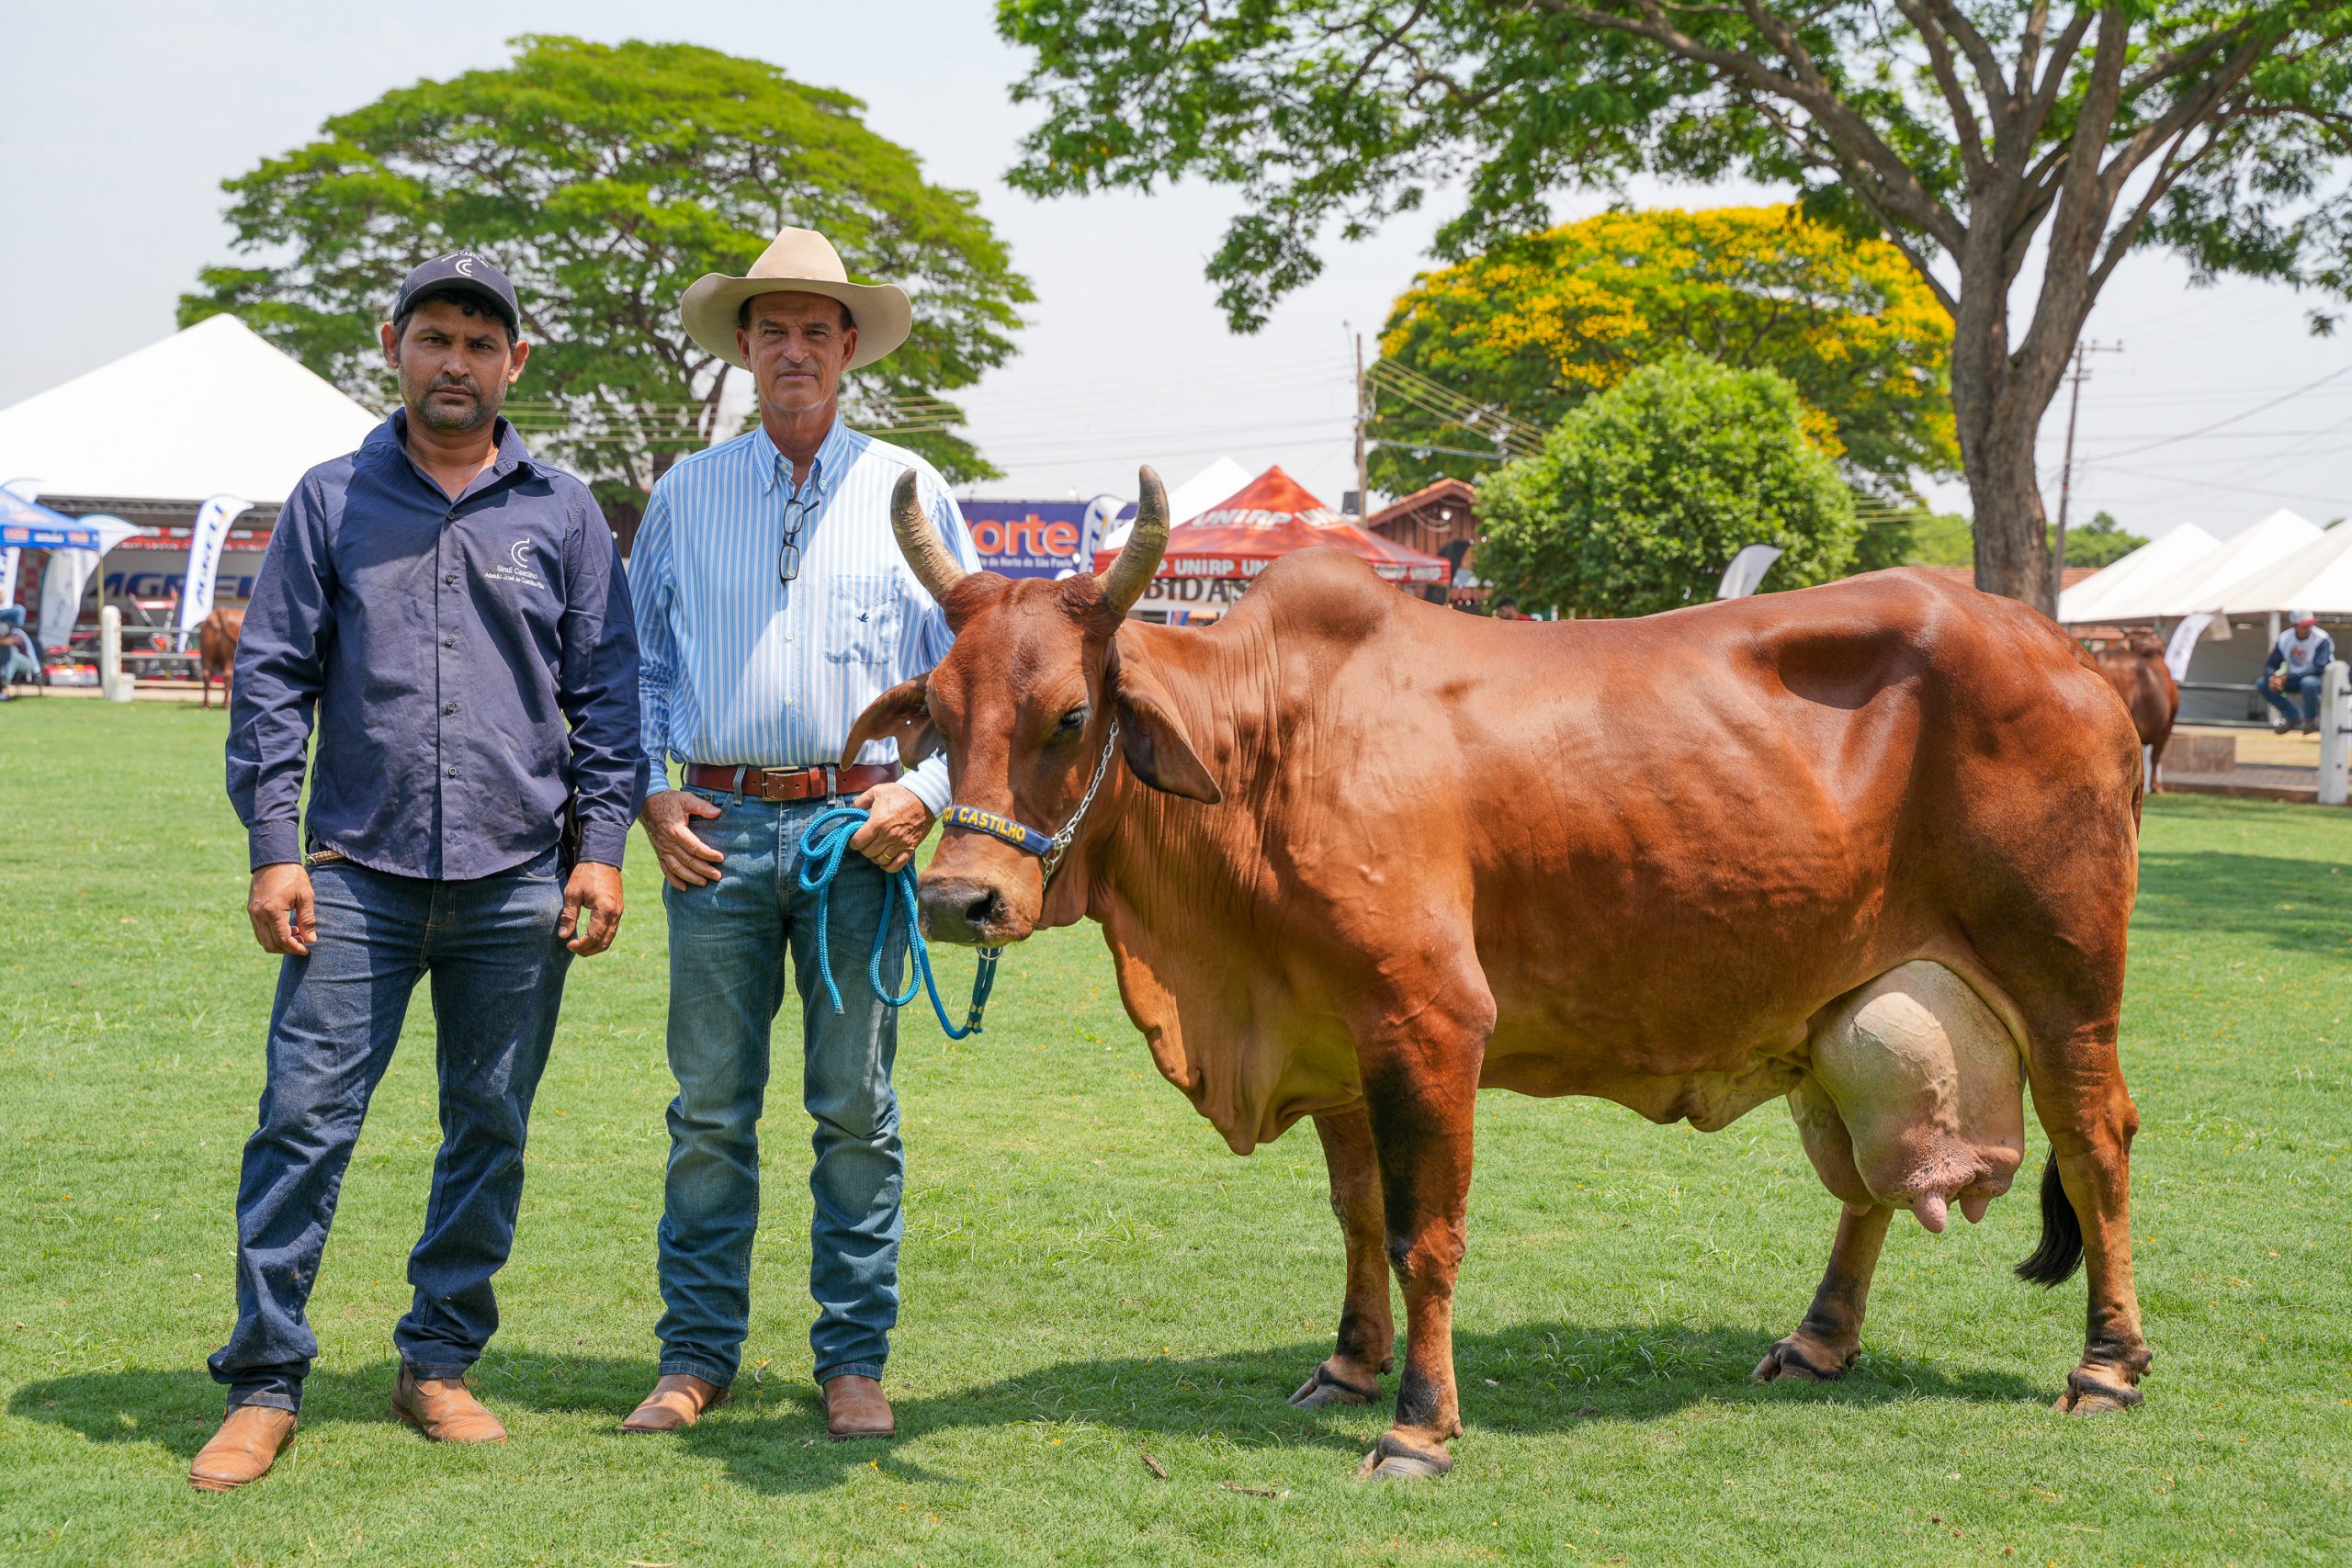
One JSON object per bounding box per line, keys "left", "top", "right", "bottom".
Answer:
{"left": 2088, "top": 365, "right": 2352, "bottom": 462}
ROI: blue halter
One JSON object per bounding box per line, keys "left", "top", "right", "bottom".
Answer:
{"left": 793, "top": 717, "right": 1121, "bottom": 1041}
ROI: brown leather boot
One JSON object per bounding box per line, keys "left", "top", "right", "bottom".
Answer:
{"left": 188, "top": 1404, "right": 298, "bottom": 1491}
{"left": 620, "top": 1373, "right": 730, "bottom": 1433}
{"left": 821, "top": 1373, "right": 894, "bottom": 1440}
{"left": 390, "top": 1366, "right": 507, "bottom": 1443}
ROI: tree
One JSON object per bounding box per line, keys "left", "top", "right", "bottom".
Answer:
{"left": 1474, "top": 355, "right": 1859, "bottom": 615}
{"left": 1370, "top": 205, "right": 1956, "bottom": 498}
{"left": 183, "top": 35, "right": 1033, "bottom": 493}
{"left": 2062, "top": 509, "right": 2148, "bottom": 568}
{"left": 1001, "top": 1, "right": 2352, "bottom": 613}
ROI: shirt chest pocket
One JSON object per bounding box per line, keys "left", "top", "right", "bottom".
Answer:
{"left": 825, "top": 574, "right": 902, "bottom": 668}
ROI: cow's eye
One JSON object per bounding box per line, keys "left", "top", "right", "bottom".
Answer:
{"left": 1057, "top": 705, "right": 1088, "bottom": 735}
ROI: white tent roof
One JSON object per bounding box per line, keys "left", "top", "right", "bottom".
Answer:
{"left": 2088, "top": 509, "right": 2323, "bottom": 620}
{"left": 2215, "top": 521, "right": 2352, "bottom": 616}
{"left": 0, "top": 315, "right": 381, "bottom": 507}
{"left": 1099, "top": 456, "right": 1254, "bottom": 551}
{"left": 2056, "top": 524, "right": 2220, "bottom": 623}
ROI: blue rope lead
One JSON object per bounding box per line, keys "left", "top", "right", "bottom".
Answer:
{"left": 797, "top": 806, "right": 1000, "bottom": 1040}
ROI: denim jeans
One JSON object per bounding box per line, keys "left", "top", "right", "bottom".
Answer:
{"left": 208, "top": 847, "right": 572, "bottom": 1412}
{"left": 2260, "top": 672, "right": 2323, "bottom": 725}
{"left": 654, "top": 789, "right": 906, "bottom": 1389}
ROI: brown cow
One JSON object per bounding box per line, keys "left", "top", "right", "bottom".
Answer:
{"left": 852, "top": 471, "right": 2149, "bottom": 1481}
{"left": 2091, "top": 633, "right": 2179, "bottom": 790}
{"left": 197, "top": 607, "right": 244, "bottom": 709}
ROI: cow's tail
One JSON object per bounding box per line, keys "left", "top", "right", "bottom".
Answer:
{"left": 2013, "top": 1151, "right": 2085, "bottom": 1286}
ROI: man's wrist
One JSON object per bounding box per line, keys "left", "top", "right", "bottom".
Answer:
{"left": 249, "top": 822, "right": 302, "bottom": 872}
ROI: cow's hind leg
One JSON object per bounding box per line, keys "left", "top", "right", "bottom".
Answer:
{"left": 1755, "top": 1203, "right": 1893, "bottom": 1382}
{"left": 1351, "top": 984, "right": 1491, "bottom": 1482}
{"left": 2024, "top": 1042, "right": 2152, "bottom": 1414}
{"left": 1289, "top": 1103, "right": 1394, "bottom": 1409}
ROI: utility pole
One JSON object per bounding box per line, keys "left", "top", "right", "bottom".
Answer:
{"left": 1351, "top": 329, "right": 1370, "bottom": 516}
{"left": 2051, "top": 338, "right": 2124, "bottom": 601}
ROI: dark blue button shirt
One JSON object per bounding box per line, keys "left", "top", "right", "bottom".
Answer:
{"left": 228, "top": 412, "right": 646, "bottom": 879}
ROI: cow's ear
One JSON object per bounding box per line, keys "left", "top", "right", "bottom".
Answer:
{"left": 842, "top": 674, "right": 939, "bottom": 768}
{"left": 1105, "top": 635, "right": 1221, "bottom": 804}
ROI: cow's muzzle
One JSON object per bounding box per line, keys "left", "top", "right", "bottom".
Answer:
{"left": 918, "top": 875, "right": 1029, "bottom": 947}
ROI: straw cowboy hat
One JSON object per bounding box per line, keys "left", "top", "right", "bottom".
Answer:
{"left": 680, "top": 227, "right": 912, "bottom": 372}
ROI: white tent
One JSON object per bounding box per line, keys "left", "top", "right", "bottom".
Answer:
{"left": 1097, "top": 456, "right": 1253, "bottom": 552}
{"left": 2056, "top": 524, "right": 2220, "bottom": 623}
{"left": 2088, "top": 508, "right": 2323, "bottom": 620}
{"left": 2216, "top": 521, "right": 2352, "bottom": 616}
{"left": 0, "top": 314, "right": 380, "bottom": 506}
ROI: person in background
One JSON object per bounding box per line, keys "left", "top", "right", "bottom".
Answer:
{"left": 196, "top": 253, "right": 643, "bottom": 1492}
{"left": 622, "top": 227, "right": 975, "bottom": 1444}
{"left": 0, "top": 605, "right": 36, "bottom": 695}
{"left": 2259, "top": 611, "right": 2335, "bottom": 735}
{"left": 1491, "top": 596, "right": 1524, "bottom": 621}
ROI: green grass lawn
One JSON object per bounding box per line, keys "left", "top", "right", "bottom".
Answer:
{"left": 3, "top": 699, "right": 2347, "bottom": 1565}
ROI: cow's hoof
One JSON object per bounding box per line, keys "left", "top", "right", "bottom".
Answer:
{"left": 1752, "top": 1332, "right": 1857, "bottom": 1383}
{"left": 1289, "top": 1361, "right": 1380, "bottom": 1409}
{"left": 1354, "top": 1433, "right": 1453, "bottom": 1482}
{"left": 2054, "top": 1370, "right": 2143, "bottom": 1416}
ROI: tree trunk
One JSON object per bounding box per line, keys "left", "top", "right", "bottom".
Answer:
{"left": 1946, "top": 286, "right": 2061, "bottom": 618}
{"left": 1966, "top": 421, "right": 2053, "bottom": 615}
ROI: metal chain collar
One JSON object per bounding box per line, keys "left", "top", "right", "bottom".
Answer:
{"left": 1040, "top": 716, "right": 1121, "bottom": 887}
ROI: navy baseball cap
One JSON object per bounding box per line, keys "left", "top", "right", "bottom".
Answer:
{"left": 393, "top": 251, "right": 521, "bottom": 336}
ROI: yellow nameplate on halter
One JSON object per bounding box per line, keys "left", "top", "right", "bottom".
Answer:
{"left": 942, "top": 804, "right": 1056, "bottom": 857}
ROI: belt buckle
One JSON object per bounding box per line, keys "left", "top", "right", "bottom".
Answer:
{"left": 755, "top": 765, "right": 800, "bottom": 801}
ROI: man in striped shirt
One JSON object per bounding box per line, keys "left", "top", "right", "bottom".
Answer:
{"left": 621, "top": 229, "right": 978, "bottom": 1442}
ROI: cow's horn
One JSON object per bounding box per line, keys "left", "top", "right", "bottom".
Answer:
{"left": 1101, "top": 465, "right": 1169, "bottom": 616}
{"left": 890, "top": 469, "right": 967, "bottom": 601}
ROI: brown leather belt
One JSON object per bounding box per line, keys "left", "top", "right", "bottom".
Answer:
{"left": 682, "top": 761, "right": 901, "bottom": 802}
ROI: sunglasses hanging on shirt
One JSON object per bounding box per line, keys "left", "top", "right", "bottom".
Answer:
{"left": 778, "top": 492, "right": 816, "bottom": 585}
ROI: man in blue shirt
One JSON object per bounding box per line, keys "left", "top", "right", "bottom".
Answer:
{"left": 2259, "top": 611, "right": 2336, "bottom": 735}
{"left": 195, "top": 254, "right": 644, "bottom": 1491}
{"left": 619, "top": 228, "right": 975, "bottom": 1443}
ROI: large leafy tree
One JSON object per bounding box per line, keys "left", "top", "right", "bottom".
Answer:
{"left": 1001, "top": 0, "right": 2352, "bottom": 613}
{"left": 182, "top": 35, "right": 1033, "bottom": 491}
{"left": 1476, "top": 354, "right": 1860, "bottom": 615}
{"left": 1370, "top": 204, "right": 1956, "bottom": 496}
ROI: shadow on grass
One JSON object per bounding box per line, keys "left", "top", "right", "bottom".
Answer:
{"left": 2133, "top": 848, "right": 2352, "bottom": 957}
{"left": 8, "top": 1319, "right": 2044, "bottom": 1494}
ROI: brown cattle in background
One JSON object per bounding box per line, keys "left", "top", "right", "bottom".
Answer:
{"left": 197, "top": 608, "right": 244, "bottom": 709}
{"left": 2092, "top": 633, "right": 2180, "bottom": 789}
{"left": 858, "top": 471, "right": 2150, "bottom": 1482}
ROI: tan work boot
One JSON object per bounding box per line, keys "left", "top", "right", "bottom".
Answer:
{"left": 821, "top": 1373, "right": 894, "bottom": 1440}
{"left": 390, "top": 1366, "right": 507, "bottom": 1443}
{"left": 620, "top": 1372, "right": 731, "bottom": 1433}
{"left": 189, "top": 1404, "right": 298, "bottom": 1491}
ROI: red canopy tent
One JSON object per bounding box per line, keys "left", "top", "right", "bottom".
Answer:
{"left": 1093, "top": 465, "right": 1451, "bottom": 588}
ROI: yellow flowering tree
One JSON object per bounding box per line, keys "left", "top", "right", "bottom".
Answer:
{"left": 1370, "top": 206, "right": 1955, "bottom": 500}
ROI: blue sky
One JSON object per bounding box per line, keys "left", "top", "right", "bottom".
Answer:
{"left": 7, "top": 0, "right": 2347, "bottom": 534}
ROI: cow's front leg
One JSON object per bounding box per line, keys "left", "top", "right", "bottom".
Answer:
{"left": 1755, "top": 1202, "right": 1893, "bottom": 1382}
{"left": 1351, "top": 1008, "right": 1486, "bottom": 1482}
{"left": 1289, "top": 1103, "right": 1394, "bottom": 1409}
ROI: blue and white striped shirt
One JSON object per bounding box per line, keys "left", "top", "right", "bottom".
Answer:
{"left": 628, "top": 417, "right": 978, "bottom": 813}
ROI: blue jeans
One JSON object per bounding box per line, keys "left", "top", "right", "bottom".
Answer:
{"left": 2260, "top": 672, "right": 2323, "bottom": 725}
{"left": 208, "top": 848, "right": 572, "bottom": 1412}
{"left": 655, "top": 790, "right": 907, "bottom": 1389}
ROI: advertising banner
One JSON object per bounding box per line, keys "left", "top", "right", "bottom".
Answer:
{"left": 40, "top": 548, "right": 98, "bottom": 651}
{"left": 177, "top": 494, "right": 253, "bottom": 640}
{"left": 0, "top": 479, "right": 33, "bottom": 607}
{"left": 961, "top": 500, "right": 1093, "bottom": 579}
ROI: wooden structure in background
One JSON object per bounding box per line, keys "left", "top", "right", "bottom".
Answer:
{"left": 1365, "top": 478, "right": 1481, "bottom": 607}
